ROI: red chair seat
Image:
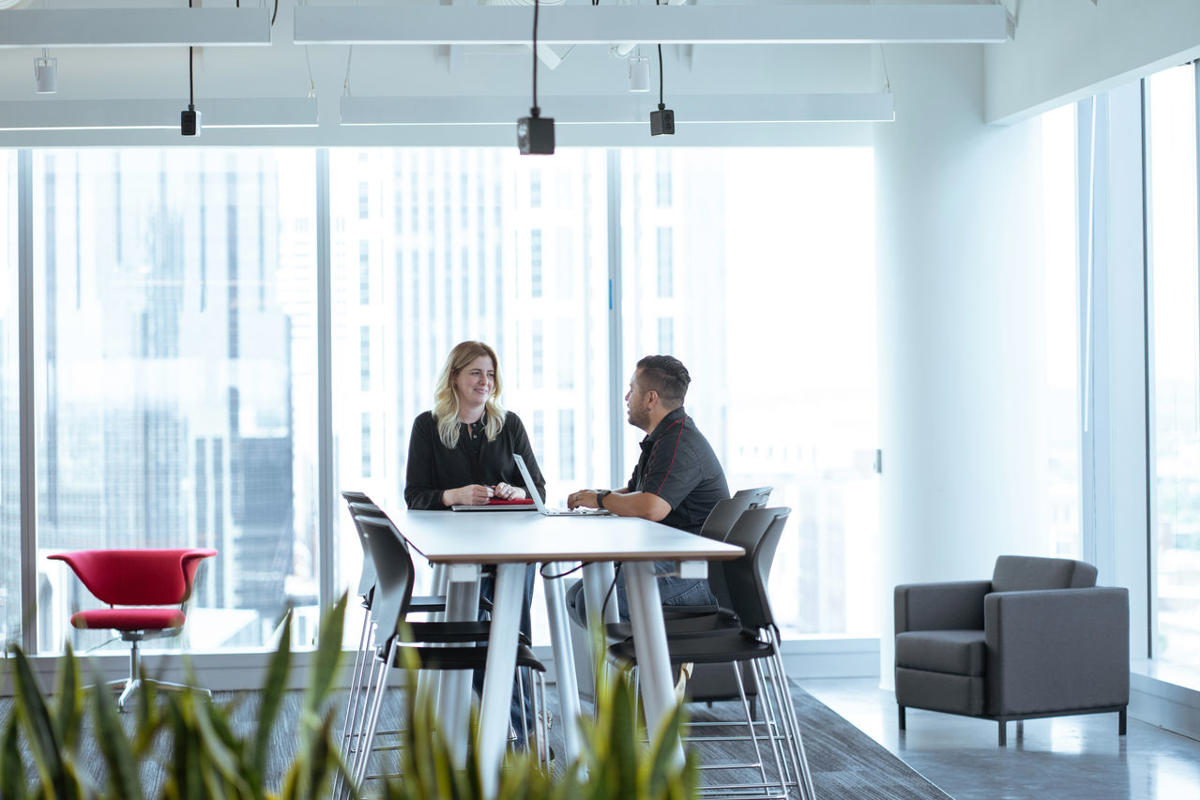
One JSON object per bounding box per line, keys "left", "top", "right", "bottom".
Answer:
{"left": 70, "top": 607, "right": 186, "bottom": 631}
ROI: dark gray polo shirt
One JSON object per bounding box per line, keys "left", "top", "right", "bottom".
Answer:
{"left": 628, "top": 407, "right": 730, "bottom": 534}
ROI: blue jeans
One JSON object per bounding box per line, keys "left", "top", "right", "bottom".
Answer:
{"left": 615, "top": 560, "right": 719, "bottom": 622}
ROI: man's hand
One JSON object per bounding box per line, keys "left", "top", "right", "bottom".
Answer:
{"left": 567, "top": 490, "right": 601, "bottom": 510}
{"left": 443, "top": 484, "right": 493, "bottom": 506}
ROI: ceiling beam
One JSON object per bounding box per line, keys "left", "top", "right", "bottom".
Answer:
{"left": 0, "top": 99, "right": 318, "bottom": 131}
{"left": 296, "top": 4, "right": 1012, "bottom": 46}
{"left": 339, "top": 93, "right": 895, "bottom": 126}
{"left": 0, "top": 8, "right": 272, "bottom": 49}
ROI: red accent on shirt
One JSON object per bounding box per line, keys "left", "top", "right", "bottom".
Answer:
{"left": 653, "top": 418, "right": 686, "bottom": 495}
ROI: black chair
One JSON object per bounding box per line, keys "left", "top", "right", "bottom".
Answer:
{"left": 894, "top": 555, "right": 1129, "bottom": 745}
{"left": 341, "top": 510, "right": 549, "bottom": 794}
{"left": 620, "top": 490, "right": 774, "bottom": 703}
{"left": 608, "top": 507, "right": 816, "bottom": 800}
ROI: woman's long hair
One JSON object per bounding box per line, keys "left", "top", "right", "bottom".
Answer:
{"left": 432, "top": 341, "right": 506, "bottom": 449}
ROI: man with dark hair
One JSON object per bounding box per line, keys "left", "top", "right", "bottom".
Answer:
{"left": 568, "top": 354, "right": 730, "bottom": 608}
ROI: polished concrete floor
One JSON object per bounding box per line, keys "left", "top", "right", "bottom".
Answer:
{"left": 798, "top": 678, "right": 1200, "bottom": 800}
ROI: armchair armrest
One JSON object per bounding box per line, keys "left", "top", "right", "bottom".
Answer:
{"left": 894, "top": 580, "right": 990, "bottom": 634}
{"left": 984, "top": 587, "right": 1129, "bottom": 717}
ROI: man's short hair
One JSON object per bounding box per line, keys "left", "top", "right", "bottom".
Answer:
{"left": 636, "top": 355, "right": 691, "bottom": 408}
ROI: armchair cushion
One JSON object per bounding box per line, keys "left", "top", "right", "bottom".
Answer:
{"left": 896, "top": 629, "right": 986, "bottom": 676}
{"left": 70, "top": 607, "right": 186, "bottom": 631}
{"left": 991, "top": 555, "right": 1097, "bottom": 593}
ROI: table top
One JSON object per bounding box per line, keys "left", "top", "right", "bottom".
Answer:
{"left": 381, "top": 506, "right": 745, "bottom": 564}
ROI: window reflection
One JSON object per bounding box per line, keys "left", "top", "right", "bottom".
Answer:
{"left": 33, "top": 150, "right": 319, "bottom": 653}
{"left": 1148, "top": 65, "right": 1200, "bottom": 666}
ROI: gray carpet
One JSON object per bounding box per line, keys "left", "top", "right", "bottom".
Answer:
{"left": 0, "top": 682, "right": 950, "bottom": 799}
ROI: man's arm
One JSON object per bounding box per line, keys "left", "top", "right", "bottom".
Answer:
{"left": 567, "top": 488, "right": 671, "bottom": 521}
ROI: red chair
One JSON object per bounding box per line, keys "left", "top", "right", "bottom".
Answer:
{"left": 48, "top": 548, "right": 217, "bottom": 710}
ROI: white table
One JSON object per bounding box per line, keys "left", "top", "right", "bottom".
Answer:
{"left": 383, "top": 507, "right": 744, "bottom": 797}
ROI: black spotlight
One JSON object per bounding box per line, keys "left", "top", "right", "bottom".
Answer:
{"left": 517, "top": 110, "right": 555, "bottom": 155}
{"left": 650, "top": 103, "right": 675, "bottom": 136}
{"left": 517, "top": 0, "right": 555, "bottom": 154}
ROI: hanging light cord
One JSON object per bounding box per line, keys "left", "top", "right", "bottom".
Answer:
{"left": 655, "top": 0, "right": 664, "bottom": 110}
{"left": 531, "top": 0, "right": 541, "bottom": 116}
{"left": 657, "top": 44, "right": 664, "bottom": 110}
{"left": 187, "top": 0, "right": 195, "bottom": 110}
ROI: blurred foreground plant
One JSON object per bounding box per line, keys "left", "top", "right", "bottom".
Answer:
{"left": 2, "top": 597, "right": 698, "bottom": 800}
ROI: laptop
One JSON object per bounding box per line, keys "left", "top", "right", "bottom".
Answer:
{"left": 450, "top": 497, "right": 538, "bottom": 512}
{"left": 513, "top": 454, "right": 611, "bottom": 516}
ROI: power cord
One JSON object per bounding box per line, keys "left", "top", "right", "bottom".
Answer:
{"left": 601, "top": 563, "right": 622, "bottom": 621}
{"left": 540, "top": 561, "right": 587, "bottom": 580}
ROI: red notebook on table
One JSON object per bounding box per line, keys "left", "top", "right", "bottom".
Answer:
{"left": 450, "top": 497, "right": 537, "bottom": 512}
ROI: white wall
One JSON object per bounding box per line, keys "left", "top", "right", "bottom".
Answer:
{"left": 875, "top": 42, "right": 1053, "bottom": 686}
{"left": 986, "top": 0, "right": 1200, "bottom": 124}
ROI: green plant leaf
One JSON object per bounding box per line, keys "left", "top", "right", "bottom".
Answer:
{"left": 607, "top": 670, "right": 639, "bottom": 799}
{"left": 643, "top": 699, "right": 688, "bottom": 799}
{"left": 298, "top": 712, "right": 337, "bottom": 800}
{"left": 302, "top": 593, "right": 347, "bottom": 721}
{"left": 8, "top": 644, "right": 71, "bottom": 798}
{"left": 53, "top": 643, "right": 84, "bottom": 753}
{"left": 1, "top": 711, "right": 28, "bottom": 800}
{"left": 90, "top": 666, "right": 145, "bottom": 800}
{"left": 253, "top": 610, "right": 293, "bottom": 788}
{"left": 192, "top": 692, "right": 252, "bottom": 797}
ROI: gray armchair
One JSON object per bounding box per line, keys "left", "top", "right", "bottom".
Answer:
{"left": 894, "top": 555, "right": 1129, "bottom": 745}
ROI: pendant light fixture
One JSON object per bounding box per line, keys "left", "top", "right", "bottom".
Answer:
{"left": 181, "top": 0, "right": 200, "bottom": 135}
{"left": 649, "top": 1, "right": 674, "bottom": 136}
{"left": 516, "top": 0, "right": 554, "bottom": 154}
{"left": 628, "top": 49, "right": 650, "bottom": 93}
{"left": 33, "top": 48, "right": 56, "bottom": 93}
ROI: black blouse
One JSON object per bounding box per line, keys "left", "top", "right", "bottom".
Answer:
{"left": 404, "top": 410, "right": 547, "bottom": 509}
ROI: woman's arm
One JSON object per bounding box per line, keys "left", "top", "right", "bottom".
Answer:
{"left": 404, "top": 414, "right": 448, "bottom": 509}
{"left": 507, "top": 413, "right": 547, "bottom": 501}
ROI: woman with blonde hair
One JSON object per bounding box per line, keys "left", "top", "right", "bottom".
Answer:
{"left": 404, "top": 340, "right": 545, "bottom": 749}
{"left": 405, "top": 340, "right": 545, "bottom": 509}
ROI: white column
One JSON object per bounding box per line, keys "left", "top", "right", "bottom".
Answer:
{"left": 875, "top": 44, "right": 1050, "bottom": 686}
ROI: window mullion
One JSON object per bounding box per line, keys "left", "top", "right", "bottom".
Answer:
{"left": 606, "top": 150, "right": 624, "bottom": 488}
{"left": 18, "top": 148, "right": 37, "bottom": 655}
{"left": 317, "top": 148, "right": 335, "bottom": 615}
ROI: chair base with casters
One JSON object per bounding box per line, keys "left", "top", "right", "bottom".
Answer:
{"left": 49, "top": 548, "right": 217, "bottom": 712}
{"left": 100, "top": 629, "right": 213, "bottom": 711}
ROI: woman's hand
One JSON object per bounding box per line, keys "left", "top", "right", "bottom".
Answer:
{"left": 493, "top": 482, "right": 526, "bottom": 500}
{"left": 443, "top": 485, "right": 494, "bottom": 506}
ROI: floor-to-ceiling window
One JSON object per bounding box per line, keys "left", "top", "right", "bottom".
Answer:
{"left": 32, "top": 150, "right": 320, "bottom": 654}
{"left": 7, "top": 144, "right": 881, "bottom": 651}
{"left": 621, "top": 148, "right": 880, "bottom": 636}
{"left": 1146, "top": 64, "right": 1200, "bottom": 665}
{"left": 0, "top": 152, "right": 17, "bottom": 644}
{"left": 328, "top": 149, "right": 613, "bottom": 636}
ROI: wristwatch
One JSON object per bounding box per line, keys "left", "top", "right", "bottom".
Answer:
{"left": 595, "top": 489, "right": 612, "bottom": 509}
